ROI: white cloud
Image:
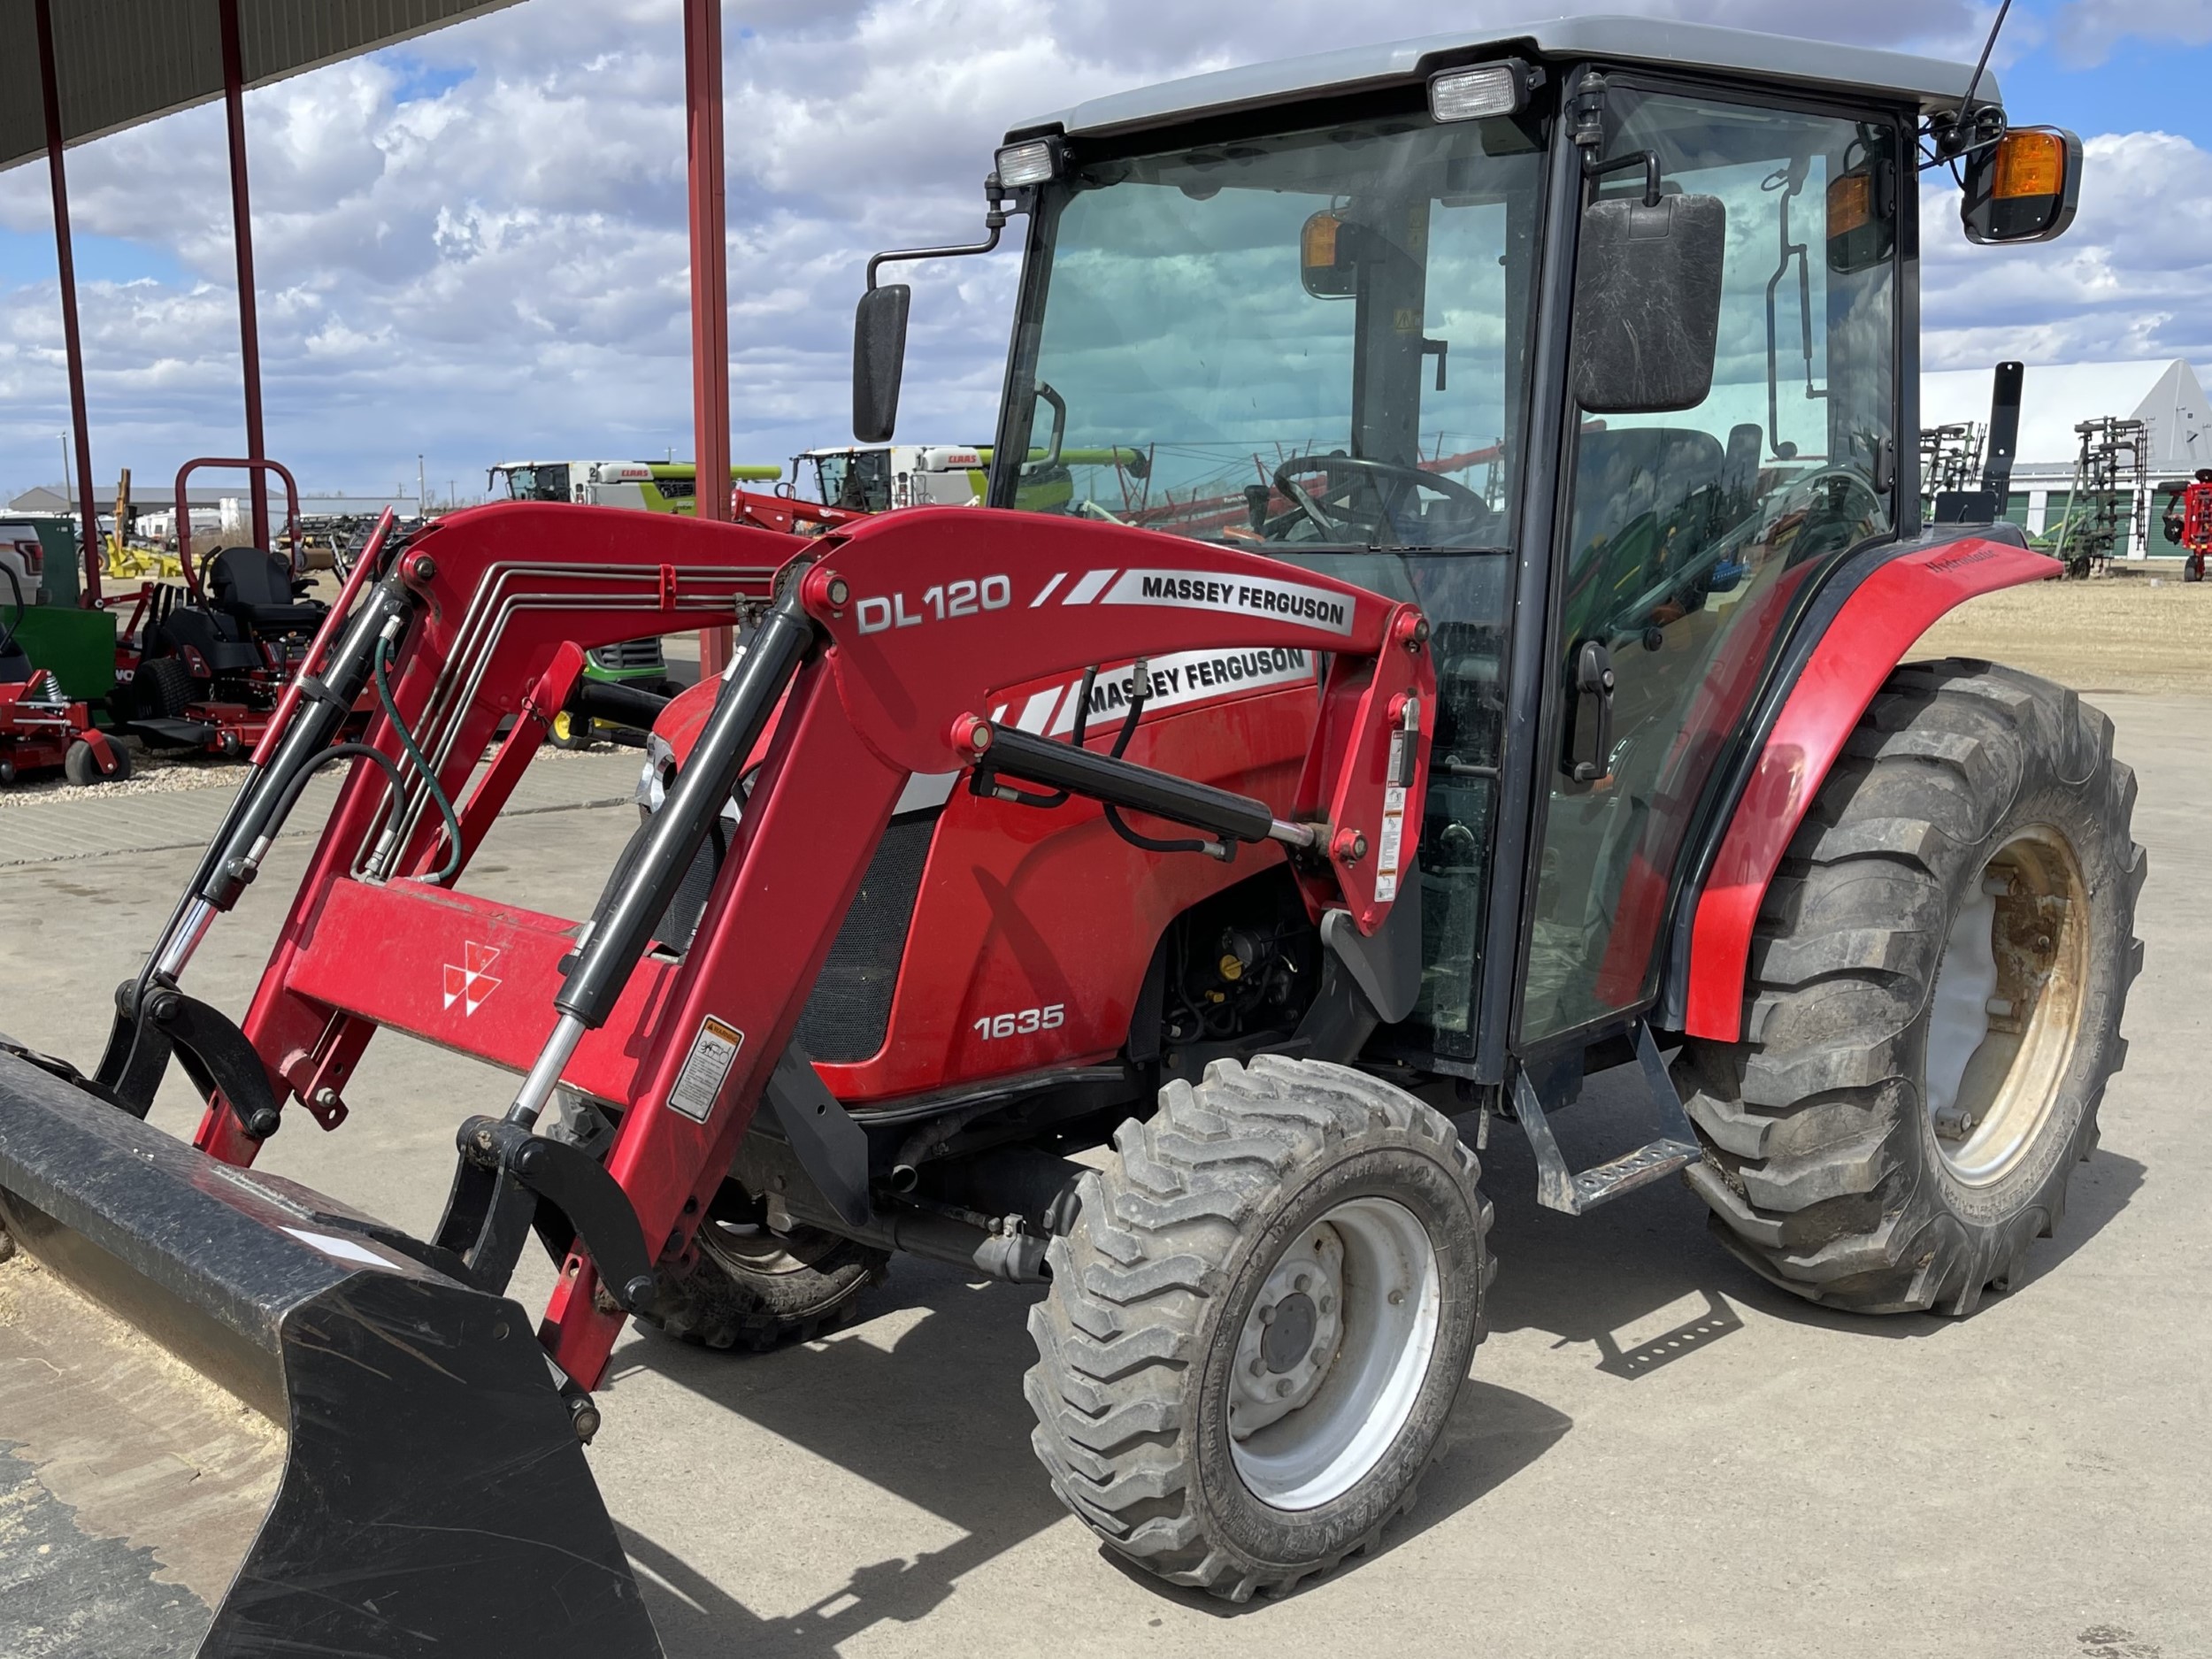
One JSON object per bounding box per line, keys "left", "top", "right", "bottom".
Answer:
{"left": 1921, "top": 130, "right": 2212, "bottom": 370}
{"left": 2055, "top": 0, "right": 2212, "bottom": 65}
{"left": 0, "top": 0, "right": 2178, "bottom": 498}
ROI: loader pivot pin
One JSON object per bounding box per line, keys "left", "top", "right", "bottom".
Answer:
{"left": 953, "top": 713, "right": 993, "bottom": 755}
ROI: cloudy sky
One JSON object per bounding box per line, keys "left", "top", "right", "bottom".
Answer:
{"left": 0, "top": 0, "right": 2207, "bottom": 500}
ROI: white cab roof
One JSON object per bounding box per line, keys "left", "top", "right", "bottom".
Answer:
{"left": 1013, "top": 14, "right": 1995, "bottom": 142}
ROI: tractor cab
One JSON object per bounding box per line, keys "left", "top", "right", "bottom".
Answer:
{"left": 859, "top": 18, "right": 2083, "bottom": 1085}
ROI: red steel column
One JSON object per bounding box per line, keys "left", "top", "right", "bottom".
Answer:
{"left": 219, "top": 0, "right": 269, "bottom": 551}
{"left": 685, "top": 0, "right": 733, "bottom": 675}
{"left": 34, "top": 0, "right": 102, "bottom": 606}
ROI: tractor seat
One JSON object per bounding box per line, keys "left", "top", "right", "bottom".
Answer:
{"left": 209, "top": 547, "right": 328, "bottom": 633}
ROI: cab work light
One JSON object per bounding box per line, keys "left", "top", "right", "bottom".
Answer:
{"left": 1427, "top": 60, "right": 1533, "bottom": 123}
{"left": 995, "top": 138, "right": 1063, "bottom": 188}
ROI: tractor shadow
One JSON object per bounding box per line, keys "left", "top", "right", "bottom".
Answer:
{"left": 615, "top": 1063, "right": 2141, "bottom": 1654}
{"left": 1471, "top": 1060, "right": 2147, "bottom": 1360}
{"left": 618, "top": 1256, "right": 1568, "bottom": 1654}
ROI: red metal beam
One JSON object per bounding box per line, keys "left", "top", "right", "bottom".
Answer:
{"left": 685, "top": 0, "right": 734, "bottom": 676}
{"left": 34, "top": 0, "right": 103, "bottom": 608}
{"left": 219, "top": 0, "right": 269, "bottom": 552}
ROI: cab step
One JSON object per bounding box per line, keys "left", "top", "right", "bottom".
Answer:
{"left": 1514, "top": 1024, "right": 1701, "bottom": 1215}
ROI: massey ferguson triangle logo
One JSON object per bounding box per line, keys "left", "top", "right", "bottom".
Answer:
{"left": 443, "top": 941, "right": 503, "bottom": 1016}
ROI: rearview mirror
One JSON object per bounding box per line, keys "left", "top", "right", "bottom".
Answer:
{"left": 1570, "top": 193, "right": 1726, "bottom": 415}
{"left": 852, "top": 284, "right": 910, "bottom": 443}
{"left": 1961, "top": 126, "right": 2083, "bottom": 245}
{"left": 1301, "top": 211, "right": 1357, "bottom": 299}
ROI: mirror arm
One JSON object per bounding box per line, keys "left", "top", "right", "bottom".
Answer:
{"left": 1582, "top": 149, "right": 1661, "bottom": 208}
{"left": 865, "top": 173, "right": 1012, "bottom": 290}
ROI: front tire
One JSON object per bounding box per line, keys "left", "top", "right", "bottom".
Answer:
{"left": 642, "top": 1219, "right": 887, "bottom": 1351}
{"left": 1025, "top": 1055, "right": 1490, "bottom": 1601}
{"left": 1680, "top": 658, "right": 2144, "bottom": 1315}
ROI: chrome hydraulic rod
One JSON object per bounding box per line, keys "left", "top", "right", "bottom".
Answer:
{"left": 503, "top": 588, "right": 818, "bottom": 1127}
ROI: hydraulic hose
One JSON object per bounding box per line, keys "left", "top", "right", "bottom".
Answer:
{"left": 556, "top": 589, "right": 817, "bottom": 1030}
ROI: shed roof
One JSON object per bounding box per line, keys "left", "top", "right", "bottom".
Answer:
{"left": 1016, "top": 14, "right": 1998, "bottom": 143}
{"left": 0, "top": 0, "right": 524, "bottom": 175}
{"left": 1922, "top": 360, "right": 2212, "bottom": 472}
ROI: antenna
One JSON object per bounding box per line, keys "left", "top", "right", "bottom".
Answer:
{"left": 1961, "top": 0, "right": 2013, "bottom": 117}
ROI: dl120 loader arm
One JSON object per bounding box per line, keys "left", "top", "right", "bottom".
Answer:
{"left": 0, "top": 499, "right": 1432, "bottom": 1653}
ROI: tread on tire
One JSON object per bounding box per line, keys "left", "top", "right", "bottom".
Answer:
{"left": 1678, "top": 657, "right": 2144, "bottom": 1316}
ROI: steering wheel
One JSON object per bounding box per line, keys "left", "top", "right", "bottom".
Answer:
{"left": 1271, "top": 454, "right": 1491, "bottom": 543}
{"left": 1778, "top": 465, "right": 1884, "bottom": 564}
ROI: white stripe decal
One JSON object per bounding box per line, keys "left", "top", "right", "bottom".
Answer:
{"left": 1030, "top": 572, "right": 1068, "bottom": 607}
{"left": 1015, "top": 687, "right": 1064, "bottom": 733}
{"left": 1048, "top": 647, "right": 1314, "bottom": 734}
{"left": 1097, "top": 568, "right": 1356, "bottom": 636}
{"left": 1063, "top": 568, "right": 1118, "bottom": 605}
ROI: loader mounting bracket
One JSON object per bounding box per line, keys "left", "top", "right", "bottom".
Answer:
{"left": 433, "top": 1117, "right": 657, "bottom": 1313}
{"left": 757, "top": 1042, "right": 873, "bottom": 1228}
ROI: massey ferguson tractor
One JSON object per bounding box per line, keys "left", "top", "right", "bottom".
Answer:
{"left": 0, "top": 19, "right": 2139, "bottom": 1653}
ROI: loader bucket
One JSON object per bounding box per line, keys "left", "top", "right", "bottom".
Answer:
{"left": 0, "top": 1046, "right": 662, "bottom": 1657}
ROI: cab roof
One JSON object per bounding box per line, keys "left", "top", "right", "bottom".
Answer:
{"left": 1010, "top": 14, "right": 1995, "bottom": 144}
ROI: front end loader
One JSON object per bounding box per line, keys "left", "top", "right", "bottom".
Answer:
{"left": 0, "top": 13, "right": 2146, "bottom": 1647}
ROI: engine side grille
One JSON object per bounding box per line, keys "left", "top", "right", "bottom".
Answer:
{"left": 589, "top": 638, "right": 666, "bottom": 672}
{"left": 796, "top": 818, "right": 934, "bottom": 1064}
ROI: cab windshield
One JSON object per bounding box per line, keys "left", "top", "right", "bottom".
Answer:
{"left": 812, "top": 450, "right": 894, "bottom": 512}
{"left": 497, "top": 465, "right": 570, "bottom": 503}
{"left": 998, "top": 112, "right": 1547, "bottom": 556}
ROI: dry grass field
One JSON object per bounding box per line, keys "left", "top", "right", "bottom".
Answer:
{"left": 1914, "top": 568, "right": 2212, "bottom": 695}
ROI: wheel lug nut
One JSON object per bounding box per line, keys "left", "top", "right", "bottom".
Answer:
{"left": 1248, "top": 1357, "right": 1264, "bottom": 1376}
{"left": 1275, "top": 1379, "right": 1293, "bottom": 1397}
{"left": 1388, "top": 1289, "right": 1405, "bottom": 1306}
{"left": 1319, "top": 1294, "right": 1335, "bottom": 1314}
{"left": 1294, "top": 1272, "right": 1310, "bottom": 1293}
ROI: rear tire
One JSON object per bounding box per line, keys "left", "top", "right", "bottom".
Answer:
{"left": 1025, "top": 1055, "right": 1490, "bottom": 1601}
{"left": 131, "top": 655, "right": 196, "bottom": 720}
{"left": 2185, "top": 554, "right": 2204, "bottom": 583}
{"left": 1679, "top": 658, "right": 2144, "bottom": 1315}
{"left": 642, "top": 1219, "right": 887, "bottom": 1351}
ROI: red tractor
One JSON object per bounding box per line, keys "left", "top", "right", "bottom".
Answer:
{"left": 2160, "top": 468, "right": 2212, "bottom": 580}
{"left": 0, "top": 20, "right": 2136, "bottom": 1655}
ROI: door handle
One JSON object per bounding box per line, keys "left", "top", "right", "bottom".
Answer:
{"left": 1565, "top": 639, "right": 1615, "bottom": 783}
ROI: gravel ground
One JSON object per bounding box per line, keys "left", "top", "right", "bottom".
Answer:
{"left": 0, "top": 730, "right": 635, "bottom": 810}
{"left": 1915, "top": 565, "right": 2212, "bottom": 695}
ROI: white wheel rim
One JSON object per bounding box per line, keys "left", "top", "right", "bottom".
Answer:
{"left": 1228, "top": 1196, "right": 1440, "bottom": 1512}
{"left": 1926, "top": 830, "right": 2089, "bottom": 1186}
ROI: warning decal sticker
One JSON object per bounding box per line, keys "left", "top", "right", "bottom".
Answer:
{"left": 1374, "top": 786, "right": 1407, "bottom": 904}
{"left": 667, "top": 1016, "right": 746, "bottom": 1124}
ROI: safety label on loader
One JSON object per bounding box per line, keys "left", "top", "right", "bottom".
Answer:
{"left": 1375, "top": 786, "right": 1407, "bottom": 903}
{"left": 668, "top": 1016, "right": 746, "bottom": 1123}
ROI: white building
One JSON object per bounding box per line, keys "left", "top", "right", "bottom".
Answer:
{"left": 1921, "top": 358, "right": 2212, "bottom": 558}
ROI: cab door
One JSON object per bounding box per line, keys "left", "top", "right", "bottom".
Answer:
{"left": 1516, "top": 81, "right": 1902, "bottom": 1050}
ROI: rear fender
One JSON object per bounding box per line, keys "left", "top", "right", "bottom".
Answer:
{"left": 1672, "top": 530, "right": 2055, "bottom": 1042}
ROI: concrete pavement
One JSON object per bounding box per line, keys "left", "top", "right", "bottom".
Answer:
{"left": 0, "top": 694, "right": 2205, "bottom": 1658}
